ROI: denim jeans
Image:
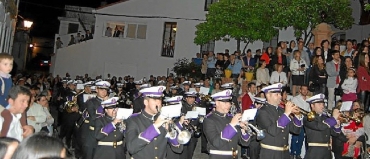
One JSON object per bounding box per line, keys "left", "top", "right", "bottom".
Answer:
{"left": 290, "top": 128, "right": 305, "bottom": 155}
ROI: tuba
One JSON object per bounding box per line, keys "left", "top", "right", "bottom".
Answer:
{"left": 65, "top": 90, "right": 84, "bottom": 113}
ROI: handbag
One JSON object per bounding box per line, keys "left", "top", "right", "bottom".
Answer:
{"left": 334, "top": 88, "right": 344, "bottom": 96}
{"left": 308, "top": 82, "right": 320, "bottom": 92}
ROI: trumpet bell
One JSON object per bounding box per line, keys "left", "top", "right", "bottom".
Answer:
{"left": 256, "top": 130, "right": 265, "bottom": 140}
{"left": 307, "top": 111, "right": 316, "bottom": 122}
{"left": 177, "top": 130, "right": 191, "bottom": 144}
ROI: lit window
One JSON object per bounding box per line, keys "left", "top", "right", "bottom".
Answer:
{"left": 161, "top": 22, "right": 177, "bottom": 58}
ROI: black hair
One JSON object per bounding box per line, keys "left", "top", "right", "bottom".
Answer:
{"left": 7, "top": 86, "right": 31, "bottom": 101}
{"left": 11, "top": 132, "right": 66, "bottom": 159}
{"left": 247, "top": 82, "right": 256, "bottom": 88}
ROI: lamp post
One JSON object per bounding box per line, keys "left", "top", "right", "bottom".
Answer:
{"left": 22, "top": 20, "right": 33, "bottom": 70}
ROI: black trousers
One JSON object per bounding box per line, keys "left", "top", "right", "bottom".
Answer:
{"left": 73, "top": 126, "right": 82, "bottom": 157}
{"left": 59, "top": 122, "right": 75, "bottom": 148}
{"left": 200, "top": 124, "right": 208, "bottom": 152}
{"left": 358, "top": 91, "right": 370, "bottom": 113}
{"left": 181, "top": 137, "right": 198, "bottom": 159}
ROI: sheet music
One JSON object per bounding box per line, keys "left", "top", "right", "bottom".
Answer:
{"left": 193, "top": 107, "right": 206, "bottom": 116}
{"left": 199, "top": 87, "right": 210, "bottom": 95}
{"left": 76, "top": 84, "right": 84, "bottom": 90}
{"left": 116, "top": 108, "right": 133, "bottom": 120}
{"left": 83, "top": 94, "right": 96, "bottom": 102}
{"left": 160, "top": 104, "right": 182, "bottom": 118}
{"left": 185, "top": 111, "right": 199, "bottom": 119}
{"left": 241, "top": 109, "right": 258, "bottom": 121}
{"left": 340, "top": 101, "right": 353, "bottom": 112}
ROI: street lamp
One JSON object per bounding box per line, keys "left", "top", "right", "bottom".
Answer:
{"left": 22, "top": 20, "right": 33, "bottom": 70}
{"left": 23, "top": 20, "right": 33, "bottom": 29}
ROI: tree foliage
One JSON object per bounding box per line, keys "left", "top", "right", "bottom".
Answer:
{"left": 271, "top": 0, "right": 353, "bottom": 45}
{"left": 366, "top": 4, "right": 370, "bottom": 11}
{"left": 195, "top": 0, "right": 354, "bottom": 47}
{"left": 194, "top": 0, "right": 278, "bottom": 51}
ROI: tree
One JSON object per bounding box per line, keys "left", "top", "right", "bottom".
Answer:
{"left": 271, "top": 0, "right": 354, "bottom": 45}
{"left": 195, "top": 0, "right": 354, "bottom": 48}
{"left": 366, "top": 3, "right": 370, "bottom": 11}
{"left": 194, "top": 0, "right": 278, "bottom": 52}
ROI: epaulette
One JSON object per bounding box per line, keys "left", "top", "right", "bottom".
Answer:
{"left": 129, "top": 112, "right": 141, "bottom": 118}
{"left": 205, "top": 112, "right": 213, "bottom": 118}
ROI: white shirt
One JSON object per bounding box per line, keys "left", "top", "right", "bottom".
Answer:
{"left": 27, "top": 103, "right": 47, "bottom": 133}
{"left": 0, "top": 112, "right": 23, "bottom": 141}
{"left": 291, "top": 94, "right": 310, "bottom": 112}
{"left": 270, "top": 71, "right": 287, "bottom": 85}
{"left": 248, "top": 92, "right": 255, "bottom": 103}
{"left": 341, "top": 77, "right": 358, "bottom": 94}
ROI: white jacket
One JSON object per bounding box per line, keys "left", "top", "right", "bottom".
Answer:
{"left": 270, "top": 71, "right": 287, "bottom": 85}
{"left": 341, "top": 77, "right": 358, "bottom": 94}
{"left": 27, "top": 103, "right": 47, "bottom": 133}
{"left": 290, "top": 58, "right": 307, "bottom": 75}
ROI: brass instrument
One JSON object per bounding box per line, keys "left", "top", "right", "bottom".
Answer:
{"left": 65, "top": 90, "right": 85, "bottom": 113}
{"left": 247, "top": 124, "right": 265, "bottom": 140}
{"left": 287, "top": 101, "right": 316, "bottom": 122}
{"left": 156, "top": 106, "right": 192, "bottom": 144}
{"left": 200, "top": 94, "right": 212, "bottom": 102}
{"left": 326, "top": 108, "right": 364, "bottom": 124}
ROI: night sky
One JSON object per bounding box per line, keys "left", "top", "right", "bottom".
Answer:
{"left": 18, "top": 0, "right": 120, "bottom": 38}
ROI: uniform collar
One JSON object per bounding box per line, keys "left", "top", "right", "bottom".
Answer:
{"left": 142, "top": 110, "right": 156, "bottom": 121}
{"left": 214, "top": 110, "right": 231, "bottom": 118}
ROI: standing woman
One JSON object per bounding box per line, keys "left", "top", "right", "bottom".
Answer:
{"left": 290, "top": 50, "right": 307, "bottom": 96}
{"left": 309, "top": 55, "right": 328, "bottom": 95}
{"left": 357, "top": 53, "right": 370, "bottom": 112}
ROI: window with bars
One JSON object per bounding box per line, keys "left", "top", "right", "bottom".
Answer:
{"left": 200, "top": 41, "right": 215, "bottom": 56}
{"left": 161, "top": 22, "right": 177, "bottom": 58}
{"left": 204, "top": 0, "right": 219, "bottom": 11}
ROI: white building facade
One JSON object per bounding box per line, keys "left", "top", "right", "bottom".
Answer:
{"left": 51, "top": 0, "right": 370, "bottom": 78}
{"left": 0, "top": 0, "right": 19, "bottom": 54}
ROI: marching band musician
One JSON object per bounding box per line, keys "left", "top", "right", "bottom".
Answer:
{"left": 179, "top": 81, "right": 191, "bottom": 95}
{"left": 59, "top": 80, "right": 80, "bottom": 150}
{"left": 255, "top": 83, "right": 303, "bottom": 159}
{"left": 244, "top": 97, "right": 265, "bottom": 159}
{"left": 194, "top": 83, "right": 203, "bottom": 103}
{"left": 94, "top": 97, "right": 126, "bottom": 159}
{"left": 163, "top": 96, "right": 186, "bottom": 159}
{"left": 303, "top": 94, "right": 342, "bottom": 159}
{"left": 81, "top": 80, "right": 110, "bottom": 159}
{"left": 75, "top": 81, "right": 93, "bottom": 159}
{"left": 203, "top": 89, "right": 251, "bottom": 159}
{"left": 132, "top": 83, "right": 151, "bottom": 113}
{"left": 126, "top": 86, "right": 184, "bottom": 159}
{"left": 180, "top": 91, "right": 201, "bottom": 159}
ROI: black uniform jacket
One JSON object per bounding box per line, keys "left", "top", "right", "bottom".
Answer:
{"left": 125, "top": 111, "right": 183, "bottom": 159}
{"left": 83, "top": 97, "right": 104, "bottom": 146}
{"left": 203, "top": 111, "right": 251, "bottom": 159}
{"left": 304, "top": 114, "right": 341, "bottom": 159}
{"left": 255, "top": 103, "right": 301, "bottom": 159}
{"left": 94, "top": 115, "right": 125, "bottom": 159}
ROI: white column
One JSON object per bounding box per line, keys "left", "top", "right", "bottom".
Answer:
{"left": 0, "top": 22, "right": 5, "bottom": 52}
{"left": 8, "top": 19, "right": 16, "bottom": 54}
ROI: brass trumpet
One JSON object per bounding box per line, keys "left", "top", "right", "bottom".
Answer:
{"left": 155, "top": 106, "right": 192, "bottom": 144}
{"left": 288, "top": 102, "right": 316, "bottom": 122}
